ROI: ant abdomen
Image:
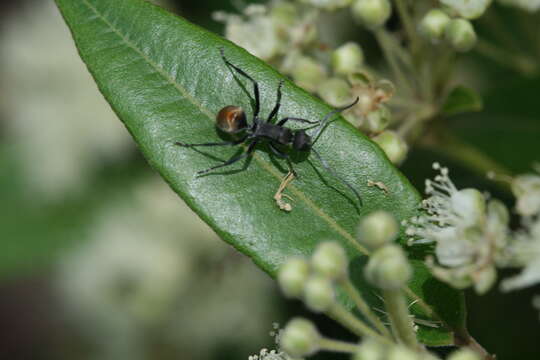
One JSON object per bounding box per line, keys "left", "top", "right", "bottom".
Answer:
{"left": 216, "top": 106, "right": 247, "bottom": 134}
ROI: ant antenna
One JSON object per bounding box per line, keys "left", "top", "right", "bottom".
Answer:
{"left": 311, "top": 148, "right": 363, "bottom": 207}
{"left": 312, "top": 97, "right": 359, "bottom": 145}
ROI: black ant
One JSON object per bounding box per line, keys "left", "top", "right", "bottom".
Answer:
{"left": 175, "top": 49, "right": 362, "bottom": 210}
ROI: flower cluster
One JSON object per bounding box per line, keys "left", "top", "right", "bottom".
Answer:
{"left": 406, "top": 163, "right": 540, "bottom": 302}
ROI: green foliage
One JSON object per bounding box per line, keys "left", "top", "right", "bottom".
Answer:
{"left": 442, "top": 86, "right": 483, "bottom": 117}
{"left": 55, "top": 0, "right": 466, "bottom": 345}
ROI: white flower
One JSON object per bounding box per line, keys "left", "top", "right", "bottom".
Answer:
{"left": 511, "top": 172, "right": 540, "bottom": 217}
{"left": 405, "top": 163, "right": 508, "bottom": 293}
{"left": 214, "top": 5, "right": 281, "bottom": 60}
{"left": 0, "top": 1, "right": 133, "bottom": 199}
{"left": 500, "top": 217, "right": 540, "bottom": 291}
{"left": 59, "top": 178, "right": 276, "bottom": 358}
{"left": 440, "top": 0, "right": 492, "bottom": 19}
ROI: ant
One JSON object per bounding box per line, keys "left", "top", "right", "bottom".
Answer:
{"left": 175, "top": 49, "right": 362, "bottom": 210}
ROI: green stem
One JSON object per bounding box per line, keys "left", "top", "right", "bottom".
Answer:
{"left": 374, "top": 29, "right": 414, "bottom": 94}
{"left": 319, "top": 338, "right": 360, "bottom": 353}
{"left": 382, "top": 289, "right": 419, "bottom": 350}
{"left": 341, "top": 279, "right": 392, "bottom": 339}
{"left": 327, "top": 303, "right": 392, "bottom": 345}
{"left": 393, "top": 0, "right": 419, "bottom": 53}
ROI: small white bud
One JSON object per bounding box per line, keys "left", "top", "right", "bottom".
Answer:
{"left": 473, "top": 266, "right": 497, "bottom": 294}
{"left": 303, "top": 275, "right": 336, "bottom": 312}
{"left": 280, "top": 318, "right": 321, "bottom": 358}
{"left": 364, "top": 105, "right": 391, "bottom": 133}
{"left": 318, "top": 78, "right": 353, "bottom": 107}
{"left": 270, "top": 2, "right": 297, "bottom": 26}
{"left": 440, "top": 0, "right": 491, "bottom": 19}
{"left": 444, "top": 19, "right": 477, "bottom": 52}
{"left": 311, "top": 242, "right": 349, "bottom": 280}
{"left": 332, "top": 42, "right": 365, "bottom": 75}
{"left": 511, "top": 174, "right": 540, "bottom": 216}
{"left": 290, "top": 56, "right": 328, "bottom": 92}
{"left": 365, "top": 245, "right": 412, "bottom": 290}
{"left": 357, "top": 211, "right": 399, "bottom": 250}
{"left": 299, "top": 0, "right": 352, "bottom": 10}
{"left": 351, "top": 0, "right": 392, "bottom": 28}
{"left": 278, "top": 257, "right": 310, "bottom": 298}
{"left": 372, "top": 130, "right": 408, "bottom": 164}
{"left": 353, "top": 339, "right": 386, "bottom": 360}
{"left": 447, "top": 348, "right": 481, "bottom": 360}
{"left": 419, "top": 9, "right": 451, "bottom": 42}
{"left": 387, "top": 345, "right": 418, "bottom": 360}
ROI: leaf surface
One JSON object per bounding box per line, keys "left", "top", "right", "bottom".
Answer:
{"left": 55, "top": 0, "right": 465, "bottom": 345}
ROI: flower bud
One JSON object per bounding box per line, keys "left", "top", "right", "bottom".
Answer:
{"left": 351, "top": 0, "right": 392, "bottom": 28}
{"left": 332, "top": 42, "right": 364, "bottom": 75}
{"left": 387, "top": 345, "right": 418, "bottom": 360}
{"left": 312, "top": 241, "right": 348, "bottom": 280}
{"left": 444, "top": 19, "right": 477, "bottom": 52}
{"left": 365, "top": 245, "right": 412, "bottom": 290}
{"left": 318, "top": 78, "right": 353, "bottom": 107}
{"left": 473, "top": 265, "right": 497, "bottom": 294}
{"left": 364, "top": 105, "right": 391, "bottom": 133}
{"left": 290, "top": 55, "right": 328, "bottom": 92}
{"left": 511, "top": 174, "right": 540, "bottom": 216}
{"left": 447, "top": 348, "right": 481, "bottom": 360}
{"left": 450, "top": 188, "right": 486, "bottom": 227}
{"left": 280, "top": 318, "right": 321, "bottom": 358}
{"left": 300, "top": 0, "right": 352, "bottom": 10}
{"left": 372, "top": 130, "right": 408, "bottom": 164}
{"left": 278, "top": 257, "right": 310, "bottom": 298}
{"left": 440, "top": 0, "right": 491, "bottom": 19}
{"left": 357, "top": 211, "right": 398, "bottom": 250}
{"left": 419, "top": 9, "right": 451, "bottom": 42}
{"left": 270, "top": 2, "right": 297, "bottom": 26}
{"left": 303, "top": 275, "right": 336, "bottom": 312}
{"left": 353, "top": 339, "right": 386, "bottom": 360}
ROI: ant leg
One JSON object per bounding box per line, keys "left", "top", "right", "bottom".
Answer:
{"left": 196, "top": 140, "right": 257, "bottom": 175}
{"left": 311, "top": 148, "right": 363, "bottom": 206}
{"left": 277, "top": 117, "right": 319, "bottom": 127}
{"left": 269, "top": 143, "right": 298, "bottom": 177}
{"left": 266, "top": 80, "right": 283, "bottom": 123}
{"left": 175, "top": 138, "right": 245, "bottom": 148}
{"left": 312, "top": 97, "right": 359, "bottom": 145}
{"left": 220, "top": 48, "right": 260, "bottom": 118}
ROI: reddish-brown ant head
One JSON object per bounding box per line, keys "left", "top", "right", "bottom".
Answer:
{"left": 216, "top": 106, "right": 247, "bottom": 134}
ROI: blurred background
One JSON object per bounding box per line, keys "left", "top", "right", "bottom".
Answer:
{"left": 0, "top": 1, "right": 538, "bottom": 359}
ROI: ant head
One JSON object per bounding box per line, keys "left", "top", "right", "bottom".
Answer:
{"left": 216, "top": 106, "right": 248, "bottom": 134}
{"left": 293, "top": 130, "right": 311, "bottom": 151}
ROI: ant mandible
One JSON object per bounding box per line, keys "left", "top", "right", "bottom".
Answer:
{"left": 175, "top": 49, "right": 362, "bottom": 210}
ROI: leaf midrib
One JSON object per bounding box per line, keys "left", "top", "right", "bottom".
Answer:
{"left": 81, "top": 0, "right": 441, "bottom": 324}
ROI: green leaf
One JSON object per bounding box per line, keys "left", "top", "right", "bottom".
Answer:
{"left": 442, "top": 85, "right": 483, "bottom": 117}
{"left": 55, "top": 0, "right": 465, "bottom": 346}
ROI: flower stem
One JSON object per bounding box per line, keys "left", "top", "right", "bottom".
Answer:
{"left": 327, "top": 303, "right": 392, "bottom": 345}
{"left": 341, "top": 279, "right": 392, "bottom": 339}
{"left": 382, "top": 289, "right": 419, "bottom": 349}
{"left": 393, "top": 0, "right": 419, "bottom": 53}
{"left": 374, "top": 29, "right": 414, "bottom": 94}
{"left": 319, "top": 337, "right": 360, "bottom": 353}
